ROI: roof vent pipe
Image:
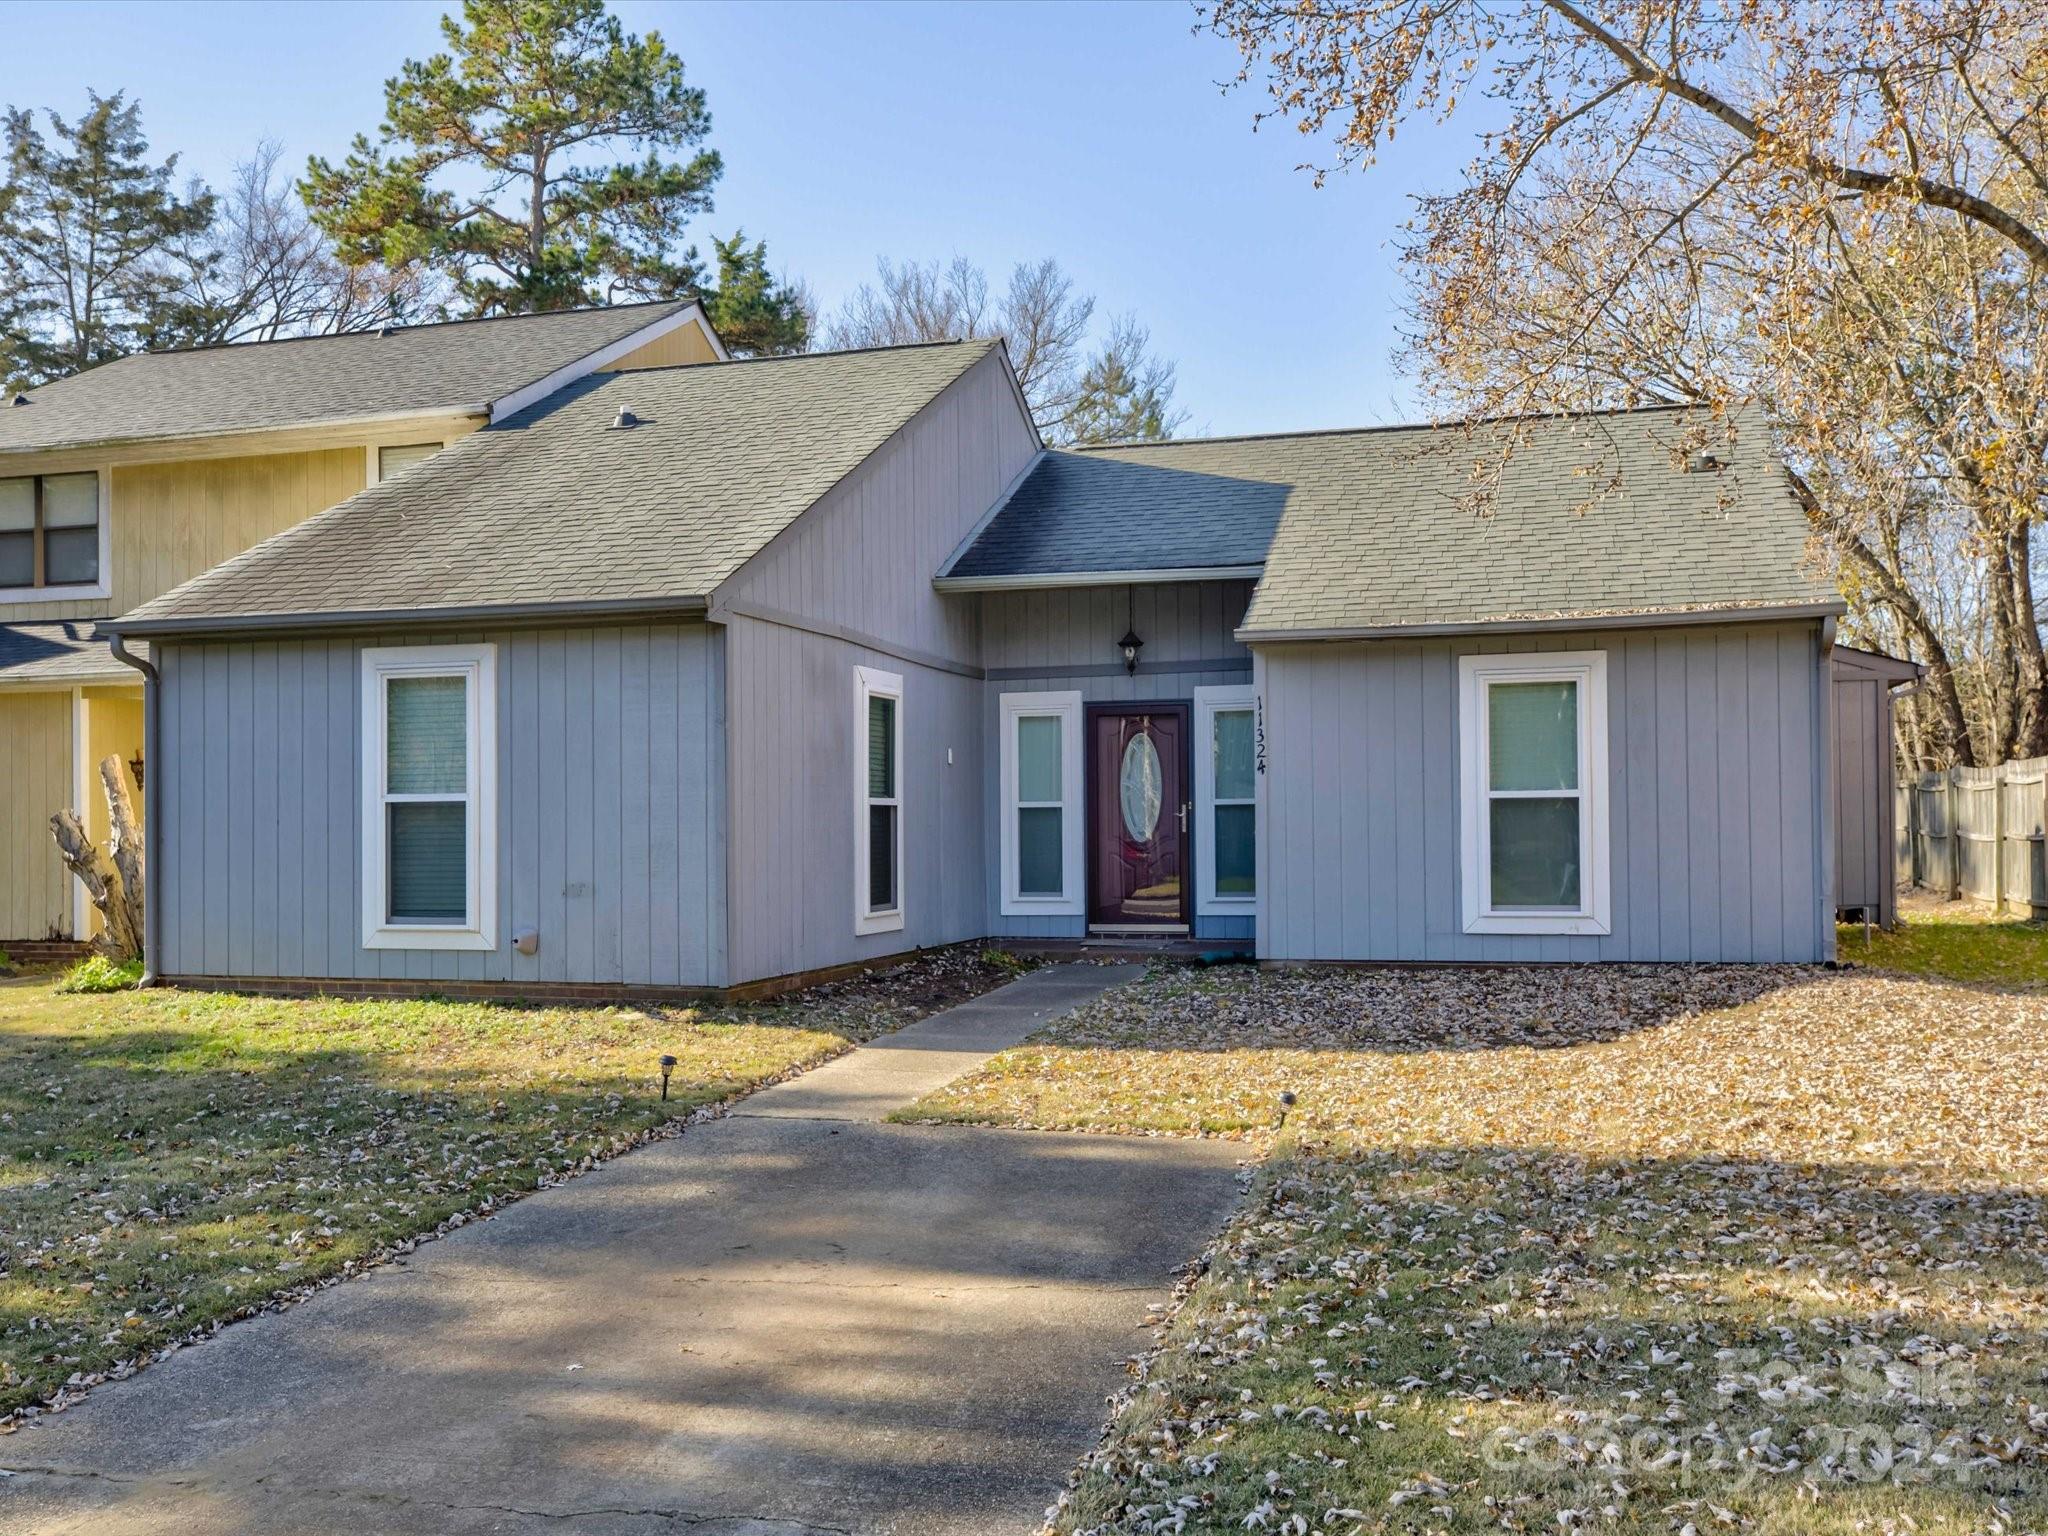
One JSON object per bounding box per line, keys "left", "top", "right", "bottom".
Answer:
{"left": 9, "top": 393, "right": 27, "bottom": 407}
{"left": 613, "top": 408, "right": 641, "bottom": 430}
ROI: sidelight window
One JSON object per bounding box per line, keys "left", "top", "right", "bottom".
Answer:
{"left": 1000, "top": 690, "right": 1083, "bottom": 916}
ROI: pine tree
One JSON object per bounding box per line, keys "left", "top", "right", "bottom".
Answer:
{"left": 302, "top": 0, "right": 806, "bottom": 349}
{"left": 701, "top": 232, "right": 809, "bottom": 356}
{"left": 0, "top": 92, "right": 216, "bottom": 383}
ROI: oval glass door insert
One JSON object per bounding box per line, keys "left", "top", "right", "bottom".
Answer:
{"left": 1119, "top": 732, "right": 1163, "bottom": 843}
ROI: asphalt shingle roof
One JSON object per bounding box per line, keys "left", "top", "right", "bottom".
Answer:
{"left": 113, "top": 340, "right": 999, "bottom": 632}
{"left": 943, "top": 450, "right": 1281, "bottom": 579}
{"left": 0, "top": 301, "right": 695, "bottom": 456}
{"left": 949, "top": 408, "right": 1835, "bottom": 635}
{"left": 0, "top": 621, "right": 138, "bottom": 684}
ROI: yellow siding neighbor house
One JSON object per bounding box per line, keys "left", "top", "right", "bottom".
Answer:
{"left": 0, "top": 300, "right": 724, "bottom": 946}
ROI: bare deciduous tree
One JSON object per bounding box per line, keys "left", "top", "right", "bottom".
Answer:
{"left": 1207, "top": 0, "right": 2048, "bottom": 764}
{"left": 160, "top": 141, "right": 430, "bottom": 345}
{"left": 825, "top": 255, "right": 1185, "bottom": 444}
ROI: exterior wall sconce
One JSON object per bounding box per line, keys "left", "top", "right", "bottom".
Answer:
{"left": 1118, "top": 628, "right": 1144, "bottom": 675}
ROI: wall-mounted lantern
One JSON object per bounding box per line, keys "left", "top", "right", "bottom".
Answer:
{"left": 1117, "top": 628, "right": 1144, "bottom": 675}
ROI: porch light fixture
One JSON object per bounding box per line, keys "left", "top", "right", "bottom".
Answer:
{"left": 659, "top": 1053, "right": 677, "bottom": 1100}
{"left": 1117, "top": 628, "right": 1144, "bottom": 675}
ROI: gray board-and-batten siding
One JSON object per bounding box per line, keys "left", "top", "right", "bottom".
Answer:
{"left": 1255, "top": 619, "right": 1835, "bottom": 964}
{"left": 980, "top": 579, "right": 1257, "bottom": 941}
{"left": 715, "top": 343, "right": 1039, "bottom": 984}
{"left": 154, "top": 623, "right": 728, "bottom": 988}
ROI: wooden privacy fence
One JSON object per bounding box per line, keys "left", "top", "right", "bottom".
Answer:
{"left": 1896, "top": 755, "right": 2048, "bottom": 916}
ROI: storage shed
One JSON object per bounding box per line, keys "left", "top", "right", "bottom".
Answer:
{"left": 1831, "top": 644, "right": 1923, "bottom": 929}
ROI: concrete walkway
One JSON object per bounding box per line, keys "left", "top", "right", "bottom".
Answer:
{"left": 0, "top": 965, "right": 1243, "bottom": 1536}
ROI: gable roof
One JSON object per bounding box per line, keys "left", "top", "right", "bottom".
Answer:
{"left": 109, "top": 340, "right": 1002, "bottom": 635}
{"left": 1832, "top": 643, "right": 1924, "bottom": 684}
{"left": 0, "top": 300, "right": 710, "bottom": 458}
{"left": 941, "top": 406, "right": 1837, "bottom": 636}
{"left": 938, "top": 449, "right": 1279, "bottom": 585}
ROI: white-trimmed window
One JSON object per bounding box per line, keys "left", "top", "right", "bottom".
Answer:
{"left": 1000, "top": 690, "right": 1083, "bottom": 916}
{"left": 1458, "top": 651, "right": 1610, "bottom": 935}
{"left": 361, "top": 643, "right": 497, "bottom": 950}
{"left": 855, "top": 666, "right": 905, "bottom": 936}
{"left": 372, "top": 442, "right": 443, "bottom": 482}
{"left": 0, "top": 469, "right": 109, "bottom": 600}
{"left": 1194, "top": 685, "right": 1256, "bottom": 915}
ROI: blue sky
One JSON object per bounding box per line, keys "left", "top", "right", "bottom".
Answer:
{"left": 2, "top": 0, "right": 1489, "bottom": 435}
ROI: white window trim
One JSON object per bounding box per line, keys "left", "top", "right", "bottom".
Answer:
{"left": 999, "top": 689, "right": 1084, "bottom": 917}
{"left": 854, "top": 666, "right": 905, "bottom": 936}
{"left": 1193, "top": 684, "right": 1257, "bottom": 916}
{"left": 0, "top": 465, "right": 112, "bottom": 604}
{"left": 360, "top": 643, "right": 498, "bottom": 951}
{"left": 1458, "top": 650, "right": 1611, "bottom": 936}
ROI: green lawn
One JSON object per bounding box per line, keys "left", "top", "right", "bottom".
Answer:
{"left": 1838, "top": 899, "right": 2048, "bottom": 988}
{"left": 901, "top": 925, "right": 2048, "bottom": 1534}
{"left": 0, "top": 950, "right": 1015, "bottom": 1426}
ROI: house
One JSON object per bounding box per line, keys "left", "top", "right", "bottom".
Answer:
{"left": 0, "top": 300, "right": 727, "bottom": 951}
{"left": 40, "top": 314, "right": 1844, "bottom": 993}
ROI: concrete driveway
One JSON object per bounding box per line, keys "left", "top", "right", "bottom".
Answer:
{"left": 0, "top": 964, "right": 1243, "bottom": 1535}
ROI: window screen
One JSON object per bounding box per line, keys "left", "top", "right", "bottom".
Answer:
{"left": 384, "top": 674, "right": 470, "bottom": 924}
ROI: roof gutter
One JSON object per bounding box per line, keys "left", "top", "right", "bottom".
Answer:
{"left": 1237, "top": 599, "right": 1847, "bottom": 646}
{"left": 101, "top": 593, "right": 711, "bottom": 642}
{"left": 106, "top": 634, "right": 163, "bottom": 989}
{"left": 935, "top": 564, "right": 1266, "bottom": 593}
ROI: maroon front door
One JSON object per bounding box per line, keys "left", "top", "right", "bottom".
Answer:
{"left": 1088, "top": 704, "right": 1190, "bottom": 929}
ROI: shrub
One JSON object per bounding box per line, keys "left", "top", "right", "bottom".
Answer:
{"left": 55, "top": 955, "right": 144, "bottom": 994}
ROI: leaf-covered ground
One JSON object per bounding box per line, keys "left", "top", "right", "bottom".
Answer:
{"left": 0, "top": 948, "right": 1019, "bottom": 1427}
{"left": 900, "top": 918, "right": 2048, "bottom": 1535}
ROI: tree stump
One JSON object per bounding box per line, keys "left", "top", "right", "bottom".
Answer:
{"left": 48, "top": 753, "right": 146, "bottom": 962}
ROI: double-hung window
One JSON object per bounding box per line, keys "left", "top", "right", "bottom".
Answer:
{"left": 1458, "top": 651, "right": 1610, "bottom": 935}
{"left": 1194, "top": 685, "right": 1256, "bottom": 914}
{"left": 361, "top": 644, "right": 497, "bottom": 950}
{"left": 1000, "top": 690, "right": 1083, "bottom": 916}
{"left": 855, "top": 667, "right": 905, "bottom": 935}
{"left": 0, "top": 471, "right": 103, "bottom": 595}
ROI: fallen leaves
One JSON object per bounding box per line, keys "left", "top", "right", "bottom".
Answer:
{"left": 939, "top": 941, "right": 2048, "bottom": 1535}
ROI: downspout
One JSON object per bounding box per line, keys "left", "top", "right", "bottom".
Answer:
{"left": 107, "top": 633, "right": 162, "bottom": 987}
